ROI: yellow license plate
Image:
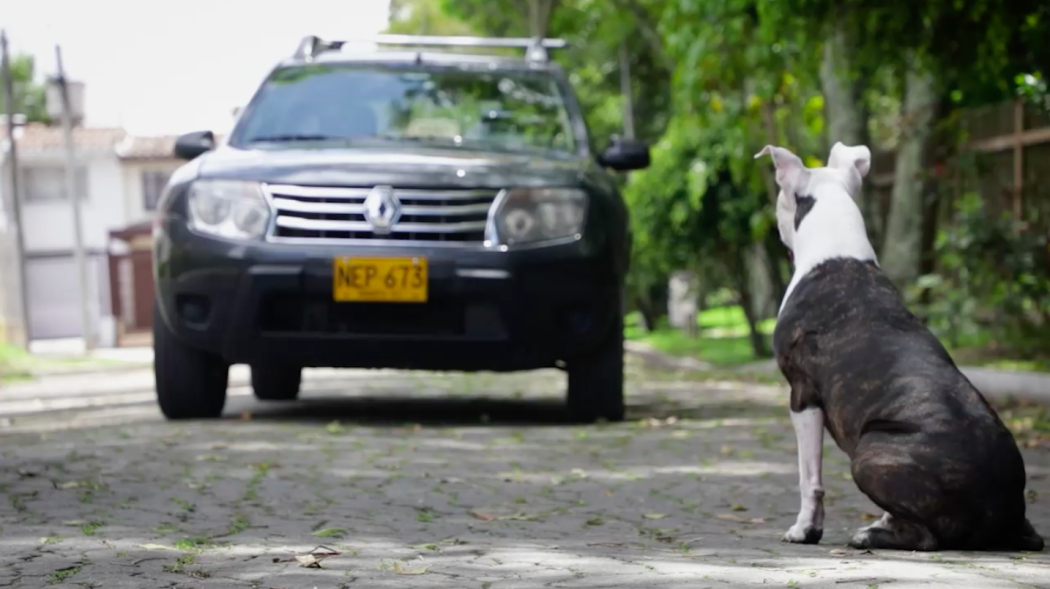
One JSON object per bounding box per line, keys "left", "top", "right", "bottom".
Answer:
{"left": 333, "top": 257, "right": 428, "bottom": 302}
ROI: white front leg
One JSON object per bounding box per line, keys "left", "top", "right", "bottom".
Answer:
{"left": 782, "top": 407, "right": 825, "bottom": 544}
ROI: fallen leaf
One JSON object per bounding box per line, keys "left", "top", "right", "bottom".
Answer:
{"left": 279, "top": 545, "right": 340, "bottom": 568}
{"left": 471, "top": 511, "right": 498, "bottom": 521}
{"left": 605, "top": 490, "right": 614, "bottom": 497}
{"left": 731, "top": 505, "right": 748, "bottom": 512}
{"left": 239, "top": 412, "right": 252, "bottom": 421}
{"left": 643, "top": 513, "right": 668, "bottom": 520}
{"left": 749, "top": 518, "right": 767, "bottom": 524}
{"left": 59, "top": 481, "right": 86, "bottom": 489}
{"left": 62, "top": 520, "right": 87, "bottom": 526}
{"left": 587, "top": 542, "right": 625, "bottom": 548}
{"left": 391, "top": 561, "right": 430, "bottom": 575}
{"left": 139, "top": 544, "right": 175, "bottom": 551}
{"left": 860, "top": 513, "right": 880, "bottom": 521}
{"left": 829, "top": 549, "right": 848, "bottom": 556}
{"left": 295, "top": 554, "right": 322, "bottom": 568}
{"left": 715, "top": 513, "right": 745, "bottom": 522}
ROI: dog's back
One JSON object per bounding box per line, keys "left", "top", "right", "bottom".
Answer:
{"left": 775, "top": 256, "right": 1042, "bottom": 550}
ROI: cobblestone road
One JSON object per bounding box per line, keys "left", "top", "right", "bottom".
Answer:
{"left": 1, "top": 360, "right": 1048, "bottom": 588}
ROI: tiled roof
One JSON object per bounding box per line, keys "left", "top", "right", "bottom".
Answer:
{"left": 115, "top": 135, "right": 179, "bottom": 160}
{"left": 15, "top": 123, "right": 126, "bottom": 153}
{"left": 7, "top": 124, "right": 228, "bottom": 160}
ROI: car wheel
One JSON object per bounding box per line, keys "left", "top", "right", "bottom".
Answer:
{"left": 153, "top": 301, "right": 229, "bottom": 420}
{"left": 567, "top": 307, "right": 626, "bottom": 424}
{"left": 251, "top": 365, "right": 302, "bottom": 401}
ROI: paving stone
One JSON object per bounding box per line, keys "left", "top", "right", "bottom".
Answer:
{"left": 0, "top": 361, "right": 1047, "bottom": 587}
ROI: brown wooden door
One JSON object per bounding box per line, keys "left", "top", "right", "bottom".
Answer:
{"left": 131, "top": 250, "right": 154, "bottom": 330}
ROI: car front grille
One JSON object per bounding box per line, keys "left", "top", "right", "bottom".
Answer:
{"left": 264, "top": 184, "right": 497, "bottom": 245}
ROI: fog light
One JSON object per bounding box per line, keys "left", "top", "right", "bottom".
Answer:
{"left": 176, "top": 294, "right": 212, "bottom": 327}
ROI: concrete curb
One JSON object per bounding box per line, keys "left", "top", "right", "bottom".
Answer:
{"left": 958, "top": 366, "right": 1050, "bottom": 404}
{"left": 627, "top": 342, "right": 1050, "bottom": 404}
{"left": 28, "top": 361, "right": 153, "bottom": 378}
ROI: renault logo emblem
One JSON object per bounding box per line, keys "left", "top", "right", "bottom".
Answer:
{"left": 363, "top": 185, "right": 401, "bottom": 234}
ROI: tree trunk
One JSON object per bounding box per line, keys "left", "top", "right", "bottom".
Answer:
{"left": 747, "top": 243, "right": 775, "bottom": 320}
{"left": 763, "top": 230, "right": 789, "bottom": 307}
{"left": 819, "top": 21, "right": 874, "bottom": 230}
{"left": 916, "top": 98, "right": 953, "bottom": 319}
{"left": 728, "top": 248, "right": 768, "bottom": 358}
{"left": 880, "top": 64, "right": 940, "bottom": 288}
{"left": 633, "top": 295, "right": 658, "bottom": 333}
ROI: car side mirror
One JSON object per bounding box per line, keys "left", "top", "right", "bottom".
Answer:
{"left": 173, "top": 130, "right": 216, "bottom": 161}
{"left": 598, "top": 137, "right": 651, "bottom": 171}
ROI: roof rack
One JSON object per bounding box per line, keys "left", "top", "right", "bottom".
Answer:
{"left": 292, "top": 34, "right": 569, "bottom": 63}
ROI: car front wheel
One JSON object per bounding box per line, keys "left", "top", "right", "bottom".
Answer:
{"left": 566, "top": 310, "right": 626, "bottom": 424}
{"left": 153, "top": 302, "right": 229, "bottom": 420}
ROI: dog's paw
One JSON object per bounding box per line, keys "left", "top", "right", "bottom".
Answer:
{"left": 847, "top": 529, "right": 872, "bottom": 549}
{"left": 782, "top": 523, "right": 823, "bottom": 544}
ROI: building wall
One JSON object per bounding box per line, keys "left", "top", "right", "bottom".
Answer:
{"left": 0, "top": 150, "right": 127, "bottom": 342}
{"left": 19, "top": 151, "right": 128, "bottom": 253}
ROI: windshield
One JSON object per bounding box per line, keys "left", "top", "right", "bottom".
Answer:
{"left": 232, "top": 63, "right": 580, "bottom": 156}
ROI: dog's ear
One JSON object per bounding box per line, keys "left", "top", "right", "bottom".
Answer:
{"left": 827, "top": 142, "right": 871, "bottom": 178}
{"left": 754, "top": 145, "right": 808, "bottom": 198}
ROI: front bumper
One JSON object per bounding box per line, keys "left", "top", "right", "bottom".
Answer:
{"left": 154, "top": 221, "right": 622, "bottom": 371}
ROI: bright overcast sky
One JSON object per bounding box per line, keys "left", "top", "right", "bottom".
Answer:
{"left": 0, "top": 0, "right": 391, "bottom": 136}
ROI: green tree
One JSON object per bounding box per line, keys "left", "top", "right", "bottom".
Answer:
{"left": 775, "top": 0, "right": 1050, "bottom": 287}
{"left": 0, "top": 53, "right": 48, "bottom": 123}
{"left": 386, "top": 0, "right": 477, "bottom": 35}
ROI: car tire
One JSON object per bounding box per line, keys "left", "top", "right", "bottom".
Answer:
{"left": 566, "top": 306, "right": 626, "bottom": 424}
{"left": 251, "top": 365, "right": 302, "bottom": 401}
{"left": 153, "top": 301, "right": 229, "bottom": 420}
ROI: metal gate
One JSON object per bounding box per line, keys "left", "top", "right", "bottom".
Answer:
{"left": 25, "top": 254, "right": 107, "bottom": 340}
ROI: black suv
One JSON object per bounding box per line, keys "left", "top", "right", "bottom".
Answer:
{"left": 152, "top": 35, "right": 650, "bottom": 423}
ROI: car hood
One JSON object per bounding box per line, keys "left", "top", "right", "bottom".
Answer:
{"left": 197, "top": 144, "right": 590, "bottom": 188}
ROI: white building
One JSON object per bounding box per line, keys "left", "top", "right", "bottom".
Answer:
{"left": 0, "top": 122, "right": 183, "bottom": 345}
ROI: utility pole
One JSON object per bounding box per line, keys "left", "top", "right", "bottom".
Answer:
{"left": 619, "top": 39, "right": 635, "bottom": 140}
{"left": 0, "top": 30, "right": 31, "bottom": 349}
{"left": 53, "top": 45, "right": 94, "bottom": 352}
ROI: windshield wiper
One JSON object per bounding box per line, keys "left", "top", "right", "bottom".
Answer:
{"left": 248, "top": 134, "right": 347, "bottom": 143}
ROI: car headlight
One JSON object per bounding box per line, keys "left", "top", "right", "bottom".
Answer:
{"left": 187, "top": 180, "right": 271, "bottom": 240}
{"left": 487, "top": 188, "right": 588, "bottom": 246}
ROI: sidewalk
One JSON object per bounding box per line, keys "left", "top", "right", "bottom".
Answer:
{"left": 626, "top": 341, "right": 1050, "bottom": 404}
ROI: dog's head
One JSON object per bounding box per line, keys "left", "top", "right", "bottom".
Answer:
{"left": 754, "top": 142, "right": 871, "bottom": 253}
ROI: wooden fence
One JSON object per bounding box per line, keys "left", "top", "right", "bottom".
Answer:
{"left": 867, "top": 99, "right": 1050, "bottom": 223}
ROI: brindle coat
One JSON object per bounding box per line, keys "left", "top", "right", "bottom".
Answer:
{"left": 774, "top": 257, "right": 1044, "bottom": 551}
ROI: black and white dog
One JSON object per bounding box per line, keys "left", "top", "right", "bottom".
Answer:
{"left": 756, "top": 142, "right": 1044, "bottom": 552}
